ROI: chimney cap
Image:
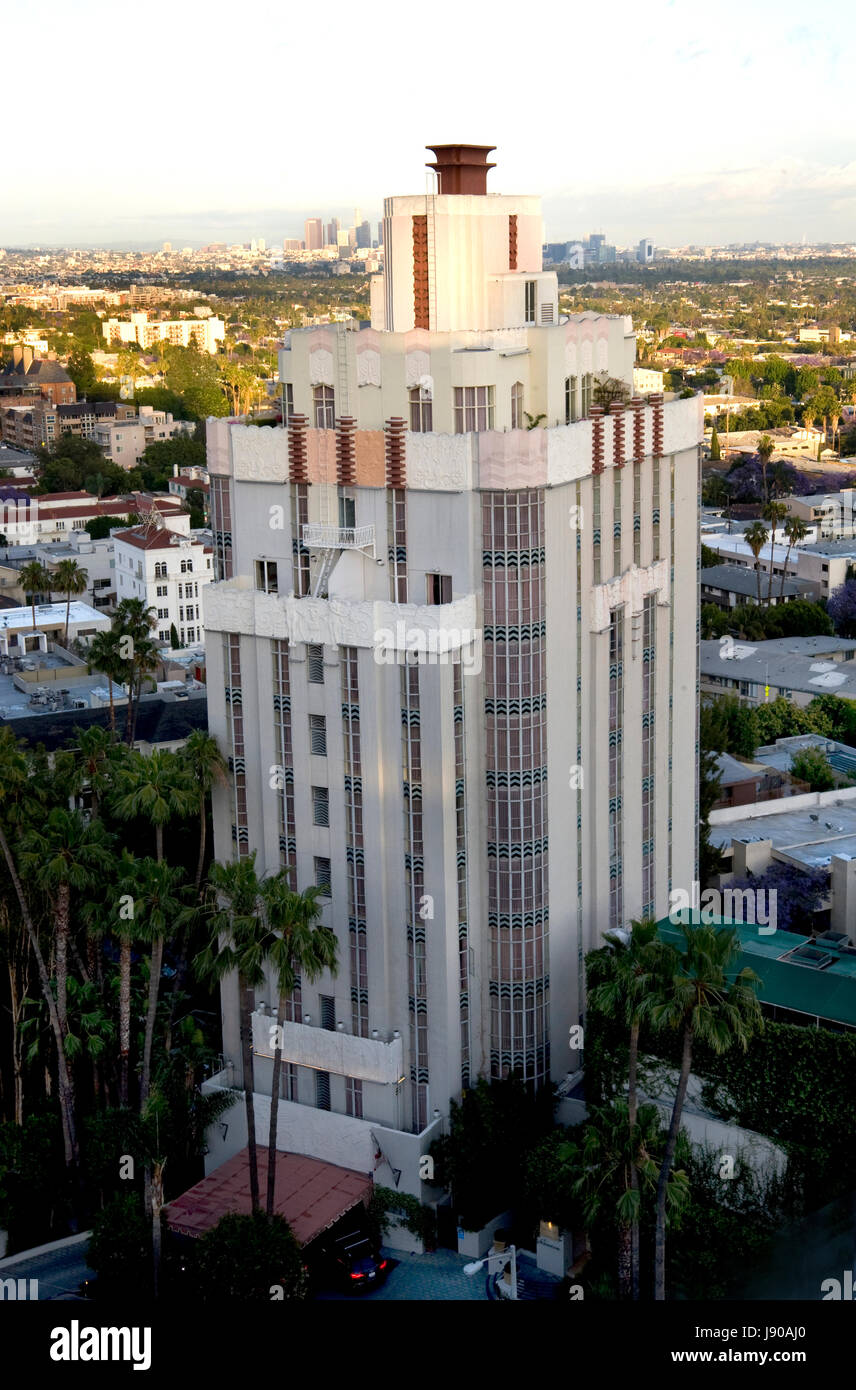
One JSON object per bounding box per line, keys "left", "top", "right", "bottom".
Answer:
{"left": 426, "top": 144, "right": 496, "bottom": 195}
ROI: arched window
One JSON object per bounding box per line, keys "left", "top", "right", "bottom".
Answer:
{"left": 510, "top": 381, "right": 524, "bottom": 429}
{"left": 408, "top": 385, "right": 433, "bottom": 433}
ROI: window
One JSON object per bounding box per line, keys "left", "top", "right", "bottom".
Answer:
{"left": 564, "top": 376, "right": 578, "bottom": 423}
{"left": 427, "top": 573, "right": 452, "bottom": 605}
{"left": 409, "top": 384, "right": 433, "bottom": 432}
{"left": 454, "top": 386, "right": 494, "bottom": 433}
{"left": 581, "top": 373, "right": 594, "bottom": 417}
{"left": 312, "top": 785, "right": 329, "bottom": 826}
{"left": 313, "top": 384, "right": 335, "bottom": 429}
{"left": 307, "top": 644, "right": 324, "bottom": 683}
{"left": 154, "top": 562, "right": 166, "bottom": 578}
{"left": 309, "top": 714, "right": 327, "bottom": 756}
{"left": 314, "top": 856, "right": 332, "bottom": 892}
{"left": 159, "top": 628, "right": 169, "bottom": 641}
{"left": 156, "top": 584, "right": 167, "bottom": 597}
{"left": 255, "top": 558, "right": 278, "bottom": 594}
{"left": 510, "top": 381, "right": 524, "bottom": 429}
{"left": 315, "top": 1070, "right": 331, "bottom": 1110}
{"left": 157, "top": 607, "right": 168, "bottom": 620}
{"left": 180, "top": 559, "right": 194, "bottom": 573}
{"left": 338, "top": 494, "right": 355, "bottom": 530}
{"left": 524, "top": 279, "right": 536, "bottom": 324}
{"left": 282, "top": 381, "right": 294, "bottom": 424}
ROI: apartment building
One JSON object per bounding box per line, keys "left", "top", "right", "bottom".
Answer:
{"left": 113, "top": 523, "right": 213, "bottom": 645}
{"left": 203, "top": 144, "right": 702, "bottom": 1194}
{"left": 0, "top": 347, "right": 76, "bottom": 406}
{"left": 93, "top": 407, "right": 193, "bottom": 465}
{"left": 101, "top": 311, "right": 225, "bottom": 354}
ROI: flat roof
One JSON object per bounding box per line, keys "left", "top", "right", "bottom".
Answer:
{"left": 700, "top": 564, "right": 813, "bottom": 598}
{"left": 0, "top": 600, "right": 108, "bottom": 631}
{"left": 701, "top": 637, "right": 856, "bottom": 698}
{"left": 165, "top": 1148, "right": 372, "bottom": 1247}
{"left": 709, "top": 796, "right": 856, "bottom": 870}
{"left": 656, "top": 917, "right": 856, "bottom": 1029}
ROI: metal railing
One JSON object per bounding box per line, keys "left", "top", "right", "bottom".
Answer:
{"left": 301, "top": 523, "right": 375, "bottom": 549}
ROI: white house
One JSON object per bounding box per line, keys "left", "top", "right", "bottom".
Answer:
{"left": 113, "top": 522, "right": 214, "bottom": 646}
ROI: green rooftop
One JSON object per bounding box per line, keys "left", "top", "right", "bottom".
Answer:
{"left": 655, "top": 917, "right": 856, "bottom": 1030}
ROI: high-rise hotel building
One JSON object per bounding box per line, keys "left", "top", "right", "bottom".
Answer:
{"left": 204, "top": 145, "right": 702, "bottom": 1193}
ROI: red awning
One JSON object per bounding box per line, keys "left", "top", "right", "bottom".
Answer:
{"left": 164, "top": 1148, "right": 372, "bottom": 1247}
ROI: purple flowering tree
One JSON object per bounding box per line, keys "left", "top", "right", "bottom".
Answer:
{"left": 727, "top": 862, "right": 828, "bottom": 935}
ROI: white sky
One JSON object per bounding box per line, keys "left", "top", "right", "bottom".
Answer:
{"left": 4, "top": 0, "right": 854, "bottom": 247}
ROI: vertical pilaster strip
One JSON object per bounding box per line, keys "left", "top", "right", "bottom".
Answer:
{"left": 610, "top": 401, "right": 625, "bottom": 469}
{"left": 650, "top": 391, "right": 665, "bottom": 458}
{"left": 590, "top": 404, "right": 605, "bottom": 475}
{"left": 508, "top": 214, "right": 518, "bottom": 271}
{"left": 412, "top": 216, "right": 429, "bottom": 330}
{"left": 630, "top": 396, "right": 645, "bottom": 465}
{"left": 336, "top": 415, "right": 356, "bottom": 486}
{"left": 287, "top": 413, "right": 308, "bottom": 482}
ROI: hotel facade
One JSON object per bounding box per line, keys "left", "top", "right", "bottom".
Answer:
{"left": 203, "top": 146, "right": 702, "bottom": 1194}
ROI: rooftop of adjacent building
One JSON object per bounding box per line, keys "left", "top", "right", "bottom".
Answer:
{"left": 656, "top": 916, "right": 856, "bottom": 1028}
{"left": 700, "top": 563, "right": 814, "bottom": 599}
{"left": 0, "top": 599, "right": 107, "bottom": 631}
{"left": 115, "top": 522, "right": 209, "bottom": 552}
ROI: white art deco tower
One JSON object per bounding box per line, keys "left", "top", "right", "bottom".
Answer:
{"left": 203, "top": 145, "right": 702, "bottom": 1193}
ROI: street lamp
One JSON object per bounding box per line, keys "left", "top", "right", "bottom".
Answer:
{"left": 463, "top": 1245, "right": 518, "bottom": 1300}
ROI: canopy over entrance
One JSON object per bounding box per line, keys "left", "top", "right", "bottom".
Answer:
{"left": 165, "top": 1148, "right": 372, "bottom": 1247}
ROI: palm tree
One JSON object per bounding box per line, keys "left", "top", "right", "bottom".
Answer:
{"left": 65, "top": 725, "right": 126, "bottom": 819}
{"left": 122, "top": 855, "right": 188, "bottom": 1108}
{"left": 780, "top": 516, "right": 809, "bottom": 600}
{"left": 568, "top": 1101, "right": 687, "bottom": 1300}
{"left": 114, "top": 599, "right": 158, "bottom": 745}
{"left": 194, "top": 854, "right": 269, "bottom": 1213}
{"left": 18, "top": 559, "right": 50, "bottom": 645}
{"left": 259, "top": 875, "right": 338, "bottom": 1215}
{"left": 52, "top": 558, "right": 88, "bottom": 647}
{"left": 650, "top": 923, "right": 763, "bottom": 1301}
{"left": 180, "top": 729, "right": 228, "bottom": 894}
{"left": 87, "top": 628, "right": 126, "bottom": 737}
{"left": 112, "top": 747, "right": 196, "bottom": 865}
{"left": 112, "top": 750, "right": 196, "bottom": 1108}
{"left": 0, "top": 729, "right": 78, "bottom": 1167}
{"left": 743, "top": 521, "right": 769, "bottom": 607}
{"left": 589, "top": 919, "right": 664, "bottom": 1299}
{"left": 21, "top": 808, "right": 113, "bottom": 1042}
{"left": 762, "top": 501, "right": 788, "bottom": 605}
{"left": 756, "top": 435, "right": 774, "bottom": 503}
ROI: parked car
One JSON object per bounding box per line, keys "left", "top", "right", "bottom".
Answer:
{"left": 313, "top": 1222, "right": 389, "bottom": 1294}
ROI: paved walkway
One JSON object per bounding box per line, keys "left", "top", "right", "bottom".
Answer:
{"left": 316, "top": 1246, "right": 563, "bottom": 1301}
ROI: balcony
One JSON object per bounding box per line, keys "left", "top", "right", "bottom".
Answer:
{"left": 301, "top": 524, "right": 375, "bottom": 550}
{"left": 251, "top": 1010, "right": 403, "bottom": 1085}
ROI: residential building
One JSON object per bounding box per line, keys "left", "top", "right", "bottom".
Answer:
{"left": 703, "top": 533, "right": 856, "bottom": 600}
{"left": 56, "top": 400, "right": 137, "bottom": 440}
{"left": 1, "top": 400, "right": 59, "bottom": 449}
{"left": 0, "top": 490, "right": 188, "bottom": 545}
{"left": 93, "top": 407, "right": 193, "bottom": 465}
{"left": 0, "top": 347, "right": 76, "bottom": 406}
{"left": 700, "top": 562, "right": 815, "bottom": 609}
{"left": 113, "top": 522, "right": 213, "bottom": 645}
{"left": 203, "top": 142, "right": 702, "bottom": 1193}
{"left": 2, "top": 532, "right": 117, "bottom": 611}
{"left": 785, "top": 490, "right": 856, "bottom": 539}
{"left": 101, "top": 311, "right": 225, "bottom": 354}
{"left": 633, "top": 367, "right": 664, "bottom": 395}
{"left": 700, "top": 635, "right": 856, "bottom": 705}
{"left": 0, "top": 599, "right": 110, "bottom": 657}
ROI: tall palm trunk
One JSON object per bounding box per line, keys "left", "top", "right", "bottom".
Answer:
{"left": 267, "top": 994, "right": 286, "bottom": 1216}
{"left": 107, "top": 680, "right": 116, "bottom": 736}
{"left": 55, "top": 882, "right": 70, "bottom": 1036}
{"left": 628, "top": 1016, "right": 641, "bottom": 1301}
{"left": 151, "top": 1159, "right": 165, "bottom": 1298}
{"left": 194, "top": 798, "right": 207, "bottom": 895}
{"left": 0, "top": 823, "right": 77, "bottom": 1166}
{"left": 64, "top": 590, "right": 71, "bottom": 647}
{"left": 119, "top": 937, "right": 131, "bottom": 1106}
{"left": 755, "top": 560, "right": 762, "bottom": 606}
{"left": 139, "top": 935, "right": 163, "bottom": 1109}
{"left": 617, "top": 1216, "right": 633, "bottom": 1300}
{"left": 766, "top": 534, "right": 776, "bottom": 605}
{"left": 779, "top": 541, "right": 793, "bottom": 600}
{"left": 240, "top": 977, "right": 260, "bottom": 1213}
{"left": 654, "top": 1023, "right": 693, "bottom": 1301}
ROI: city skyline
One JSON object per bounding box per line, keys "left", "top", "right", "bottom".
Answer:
{"left": 3, "top": 0, "right": 853, "bottom": 247}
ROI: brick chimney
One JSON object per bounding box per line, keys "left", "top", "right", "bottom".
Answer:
{"left": 426, "top": 144, "right": 496, "bottom": 195}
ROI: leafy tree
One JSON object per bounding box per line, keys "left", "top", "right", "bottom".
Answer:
{"left": 164, "top": 346, "right": 229, "bottom": 419}
{"left": 728, "top": 861, "right": 827, "bottom": 934}
{"left": 827, "top": 579, "right": 856, "bottom": 637}
{"left": 186, "top": 1211, "right": 306, "bottom": 1301}
{"left": 788, "top": 746, "right": 836, "bottom": 792}
{"left": 67, "top": 348, "right": 97, "bottom": 396}
{"left": 700, "top": 543, "right": 720, "bottom": 569}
